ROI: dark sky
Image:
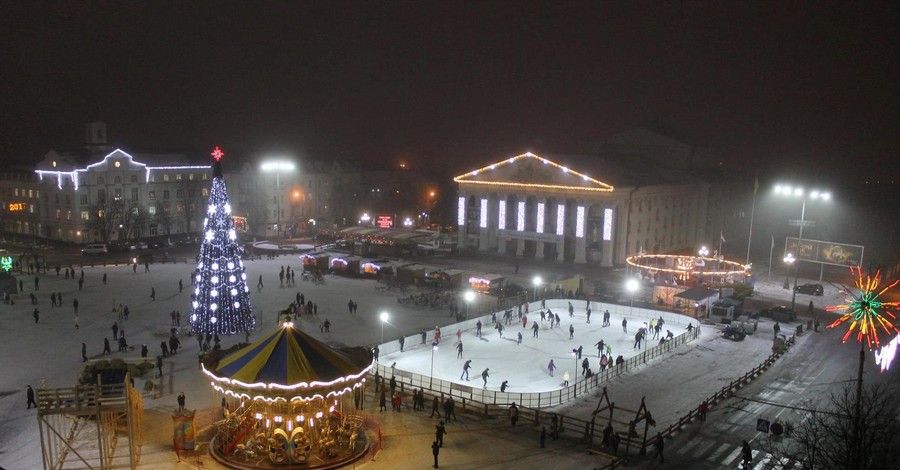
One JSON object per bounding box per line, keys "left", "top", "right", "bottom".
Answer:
{"left": 2, "top": 1, "right": 898, "bottom": 179}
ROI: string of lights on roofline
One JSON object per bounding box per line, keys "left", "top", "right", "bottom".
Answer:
{"left": 454, "top": 152, "right": 615, "bottom": 192}
{"left": 35, "top": 149, "right": 211, "bottom": 190}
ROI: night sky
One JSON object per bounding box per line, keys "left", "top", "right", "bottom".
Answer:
{"left": 2, "top": 1, "right": 898, "bottom": 180}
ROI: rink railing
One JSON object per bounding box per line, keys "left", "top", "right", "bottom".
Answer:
{"left": 372, "top": 299, "right": 701, "bottom": 409}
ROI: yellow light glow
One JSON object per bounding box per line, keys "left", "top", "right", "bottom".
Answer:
{"left": 454, "top": 152, "right": 614, "bottom": 192}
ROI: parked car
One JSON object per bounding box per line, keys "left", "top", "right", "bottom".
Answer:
{"left": 81, "top": 243, "right": 108, "bottom": 255}
{"left": 761, "top": 306, "right": 797, "bottom": 322}
{"left": 722, "top": 325, "right": 747, "bottom": 341}
{"left": 794, "top": 283, "right": 824, "bottom": 296}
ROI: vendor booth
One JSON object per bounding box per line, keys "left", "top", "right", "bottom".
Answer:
{"left": 468, "top": 273, "right": 505, "bottom": 292}
{"left": 204, "top": 319, "right": 373, "bottom": 468}
{"left": 424, "top": 268, "right": 464, "bottom": 289}
{"left": 300, "top": 252, "right": 330, "bottom": 272}
{"left": 396, "top": 263, "right": 426, "bottom": 285}
{"left": 361, "top": 259, "right": 393, "bottom": 278}
{"left": 330, "top": 256, "right": 361, "bottom": 277}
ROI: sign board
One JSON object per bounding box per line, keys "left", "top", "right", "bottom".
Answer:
{"left": 756, "top": 418, "right": 770, "bottom": 433}
{"left": 375, "top": 215, "right": 394, "bottom": 229}
{"left": 784, "top": 238, "right": 864, "bottom": 267}
{"left": 8, "top": 202, "right": 26, "bottom": 212}
{"left": 788, "top": 219, "right": 816, "bottom": 227}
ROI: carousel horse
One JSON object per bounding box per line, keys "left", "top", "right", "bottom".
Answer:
{"left": 268, "top": 428, "right": 290, "bottom": 464}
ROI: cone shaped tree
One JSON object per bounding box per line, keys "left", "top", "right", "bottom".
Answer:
{"left": 189, "top": 147, "right": 256, "bottom": 336}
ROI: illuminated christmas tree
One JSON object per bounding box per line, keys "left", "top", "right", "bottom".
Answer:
{"left": 190, "top": 147, "right": 256, "bottom": 336}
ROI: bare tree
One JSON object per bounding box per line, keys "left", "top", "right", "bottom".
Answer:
{"left": 86, "top": 194, "right": 120, "bottom": 243}
{"left": 118, "top": 201, "right": 149, "bottom": 241}
{"left": 154, "top": 202, "right": 176, "bottom": 235}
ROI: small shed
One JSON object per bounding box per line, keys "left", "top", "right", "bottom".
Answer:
{"left": 330, "top": 256, "right": 362, "bottom": 276}
{"left": 396, "top": 263, "right": 426, "bottom": 284}
{"left": 300, "top": 251, "right": 330, "bottom": 272}
{"left": 674, "top": 286, "right": 719, "bottom": 314}
{"left": 425, "top": 268, "right": 464, "bottom": 289}
{"left": 361, "top": 259, "right": 393, "bottom": 277}
{"left": 469, "top": 273, "right": 505, "bottom": 292}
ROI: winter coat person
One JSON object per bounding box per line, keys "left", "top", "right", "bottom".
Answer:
{"left": 27, "top": 385, "right": 37, "bottom": 409}
{"left": 435, "top": 421, "right": 447, "bottom": 447}
{"left": 481, "top": 368, "right": 490, "bottom": 388}
{"left": 177, "top": 392, "right": 186, "bottom": 412}
{"left": 509, "top": 402, "right": 519, "bottom": 426}
{"left": 432, "top": 440, "right": 440, "bottom": 468}
{"left": 548, "top": 360, "right": 556, "bottom": 376}
{"left": 430, "top": 395, "right": 441, "bottom": 418}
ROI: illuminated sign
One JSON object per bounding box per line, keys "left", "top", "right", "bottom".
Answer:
{"left": 376, "top": 215, "right": 394, "bottom": 228}
{"left": 875, "top": 335, "right": 899, "bottom": 373}
{"left": 0, "top": 256, "right": 12, "bottom": 272}
{"left": 8, "top": 202, "right": 26, "bottom": 212}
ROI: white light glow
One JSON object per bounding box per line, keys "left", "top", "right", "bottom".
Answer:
{"left": 457, "top": 197, "right": 465, "bottom": 226}
{"left": 205, "top": 230, "right": 214, "bottom": 241}
{"left": 231, "top": 288, "right": 238, "bottom": 296}
{"left": 210, "top": 303, "right": 218, "bottom": 312}
{"left": 575, "top": 206, "right": 585, "bottom": 238}
{"left": 479, "top": 198, "right": 488, "bottom": 228}
{"left": 211, "top": 276, "right": 219, "bottom": 284}
{"left": 536, "top": 203, "right": 545, "bottom": 233}
{"left": 603, "top": 208, "right": 613, "bottom": 241}
{"left": 192, "top": 301, "right": 199, "bottom": 309}
{"left": 260, "top": 161, "right": 296, "bottom": 172}
{"left": 224, "top": 203, "right": 232, "bottom": 214}
{"left": 517, "top": 202, "right": 525, "bottom": 231}
{"left": 227, "top": 262, "right": 235, "bottom": 269}
{"left": 229, "top": 275, "right": 236, "bottom": 283}
{"left": 210, "top": 289, "right": 218, "bottom": 297}
{"left": 875, "top": 334, "right": 899, "bottom": 373}
{"left": 498, "top": 200, "right": 506, "bottom": 230}
{"left": 191, "top": 314, "right": 197, "bottom": 321}
{"left": 212, "top": 262, "right": 219, "bottom": 270}
{"left": 229, "top": 229, "right": 236, "bottom": 240}
{"left": 556, "top": 204, "right": 565, "bottom": 236}
{"left": 208, "top": 204, "right": 216, "bottom": 214}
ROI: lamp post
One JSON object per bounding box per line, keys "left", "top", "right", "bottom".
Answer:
{"left": 464, "top": 290, "right": 475, "bottom": 320}
{"left": 379, "top": 311, "right": 389, "bottom": 345}
{"left": 625, "top": 278, "right": 639, "bottom": 316}
{"left": 783, "top": 253, "right": 795, "bottom": 290}
{"left": 430, "top": 342, "right": 439, "bottom": 388}
{"left": 261, "top": 160, "right": 296, "bottom": 240}
{"left": 697, "top": 246, "right": 709, "bottom": 279}
{"left": 533, "top": 276, "right": 542, "bottom": 303}
{"left": 774, "top": 185, "right": 831, "bottom": 311}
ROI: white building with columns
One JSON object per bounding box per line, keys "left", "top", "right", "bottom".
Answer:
{"left": 455, "top": 152, "right": 710, "bottom": 266}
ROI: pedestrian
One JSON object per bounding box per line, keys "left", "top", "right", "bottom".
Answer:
{"left": 434, "top": 327, "right": 441, "bottom": 344}
{"left": 456, "top": 341, "right": 463, "bottom": 358}
{"left": 742, "top": 440, "right": 752, "bottom": 468}
{"left": 509, "top": 402, "right": 519, "bottom": 426}
{"left": 698, "top": 400, "right": 709, "bottom": 423}
{"left": 133, "top": 262, "right": 137, "bottom": 273}
{"left": 112, "top": 322, "right": 119, "bottom": 339}
{"left": 581, "top": 357, "right": 590, "bottom": 376}
{"left": 82, "top": 342, "right": 88, "bottom": 362}
{"left": 773, "top": 322, "right": 781, "bottom": 338}
{"left": 144, "top": 261, "right": 150, "bottom": 272}
{"left": 177, "top": 392, "right": 186, "bottom": 412}
{"left": 27, "top": 385, "right": 38, "bottom": 409}
{"left": 532, "top": 321, "right": 539, "bottom": 338}
{"left": 447, "top": 396, "right": 457, "bottom": 421}
{"left": 421, "top": 329, "right": 427, "bottom": 344}
{"left": 33, "top": 308, "right": 39, "bottom": 323}
{"left": 501, "top": 380, "right": 509, "bottom": 392}
{"left": 654, "top": 432, "right": 665, "bottom": 462}
{"left": 399, "top": 336, "right": 405, "bottom": 352}
{"left": 435, "top": 421, "right": 447, "bottom": 447}
{"left": 569, "top": 324, "right": 574, "bottom": 339}
{"left": 432, "top": 440, "right": 440, "bottom": 468}
{"left": 78, "top": 278, "right": 83, "bottom": 291}
{"left": 540, "top": 426, "right": 546, "bottom": 448}
{"left": 257, "top": 275, "right": 264, "bottom": 290}
{"left": 141, "top": 344, "right": 149, "bottom": 357}
{"left": 50, "top": 292, "right": 56, "bottom": 307}
{"left": 179, "top": 279, "right": 183, "bottom": 293}
{"left": 161, "top": 340, "right": 170, "bottom": 357}
{"left": 622, "top": 318, "right": 627, "bottom": 333}
{"left": 517, "top": 331, "right": 523, "bottom": 345}
{"left": 73, "top": 298, "right": 79, "bottom": 314}
{"left": 586, "top": 308, "right": 591, "bottom": 323}
{"left": 103, "top": 338, "right": 111, "bottom": 355}
{"left": 603, "top": 310, "right": 610, "bottom": 326}
{"left": 563, "top": 370, "right": 570, "bottom": 386}
{"left": 373, "top": 345, "right": 380, "bottom": 361}
{"left": 390, "top": 375, "right": 397, "bottom": 396}
{"left": 548, "top": 359, "right": 556, "bottom": 376}
{"left": 348, "top": 299, "right": 354, "bottom": 314}
{"left": 74, "top": 315, "right": 80, "bottom": 329}
{"left": 430, "top": 395, "right": 441, "bottom": 418}
{"left": 150, "top": 287, "right": 155, "bottom": 301}
{"left": 379, "top": 390, "right": 387, "bottom": 411}
{"left": 119, "top": 336, "right": 128, "bottom": 353}
{"left": 34, "top": 275, "right": 39, "bottom": 290}
{"left": 476, "top": 320, "right": 482, "bottom": 337}
{"left": 482, "top": 368, "right": 490, "bottom": 388}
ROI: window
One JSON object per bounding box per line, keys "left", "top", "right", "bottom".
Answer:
{"left": 55, "top": 209, "right": 60, "bottom": 220}
{"left": 131, "top": 187, "right": 139, "bottom": 201}
{"left": 97, "top": 190, "right": 106, "bottom": 203}
{"left": 81, "top": 211, "right": 89, "bottom": 221}
{"left": 176, "top": 174, "right": 182, "bottom": 181}
{"left": 114, "top": 188, "right": 122, "bottom": 199}
{"left": 163, "top": 174, "right": 170, "bottom": 182}
{"left": 148, "top": 206, "right": 156, "bottom": 215}
{"left": 202, "top": 174, "right": 208, "bottom": 180}
{"left": 114, "top": 176, "right": 121, "bottom": 184}
{"left": 29, "top": 189, "right": 33, "bottom": 198}
{"left": 202, "top": 187, "right": 208, "bottom": 197}
{"left": 149, "top": 225, "right": 158, "bottom": 236}
{"left": 98, "top": 177, "right": 105, "bottom": 184}
{"left": 66, "top": 210, "right": 72, "bottom": 221}
{"left": 176, "top": 190, "right": 184, "bottom": 199}
{"left": 80, "top": 195, "right": 88, "bottom": 205}
{"left": 189, "top": 173, "right": 195, "bottom": 181}
{"left": 65, "top": 195, "right": 70, "bottom": 205}
{"left": 163, "top": 190, "right": 170, "bottom": 200}
{"left": 148, "top": 191, "right": 156, "bottom": 200}
{"left": 148, "top": 175, "right": 155, "bottom": 182}
{"left": 189, "top": 189, "right": 195, "bottom": 198}
{"left": 131, "top": 175, "right": 138, "bottom": 183}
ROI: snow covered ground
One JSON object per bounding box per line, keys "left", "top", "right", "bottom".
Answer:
{"left": 0, "top": 250, "right": 841, "bottom": 469}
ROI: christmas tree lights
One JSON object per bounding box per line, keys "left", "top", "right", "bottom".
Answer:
{"left": 189, "top": 147, "right": 256, "bottom": 336}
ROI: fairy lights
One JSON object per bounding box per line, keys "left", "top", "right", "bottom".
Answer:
{"left": 556, "top": 204, "right": 565, "bottom": 236}
{"left": 480, "top": 198, "right": 488, "bottom": 228}
{"left": 454, "top": 152, "right": 614, "bottom": 192}
{"left": 575, "top": 206, "right": 585, "bottom": 238}
{"left": 603, "top": 208, "right": 613, "bottom": 241}
{"left": 536, "top": 203, "right": 545, "bottom": 233}
{"left": 498, "top": 200, "right": 506, "bottom": 230}
{"left": 517, "top": 201, "right": 525, "bottom": 231}
{"left": 826, "top": 267, "right": 899, "bottom": 350}
{"left": 626, "top": 253, "right": 750, "bottom": 277}
{"left": 457, "top": 197, "right": 465, "bottom": 226}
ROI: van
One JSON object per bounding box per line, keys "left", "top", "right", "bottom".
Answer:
{"left": 82, "top": 244, "right": 108, "bottom": 255}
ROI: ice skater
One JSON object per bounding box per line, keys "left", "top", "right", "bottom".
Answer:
{"left": 456, "top": 341, "right": 463, "bottom": 358}
{"left": 622, "top": 318, "right": 627, "bottom": 333}
{"left": 548, "top": 359, "right": 556, "bottom": 377}
{"left": 481, "top": 368, "right": 490, "bottom": 388}
{"left": 461, "top": 360, "right": 471, "bottom": 380}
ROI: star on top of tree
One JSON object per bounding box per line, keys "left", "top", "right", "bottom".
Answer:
{"left": 211, "top": 146, "right": 225, "bottom": 162}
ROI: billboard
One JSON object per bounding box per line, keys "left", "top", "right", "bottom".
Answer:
{"left": 785, "top": 237, "right": 864, "bottom": 267}
{"left": 376, "top": 215, "right": 394, "bottom": 229}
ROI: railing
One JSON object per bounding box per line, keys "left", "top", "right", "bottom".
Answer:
{"left": 374, "top": 299, "right": 700, "bottom": 409}
{"left": 37, "top": 383, "right": 129, "bottom": 414}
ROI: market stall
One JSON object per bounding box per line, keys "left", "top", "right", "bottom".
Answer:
{"left": 300, "top": 251, "right": 330, "bottom": 272}
{"left": 468, "top": 273, "right": 505, "bottom": 292}
{"left": 361, "top": 259, "right": 394, "bottom": 278}
{"left": 424, "top": 268, "right": 464, "bottom": 289}
{"left": 396, "top": 263, "right": 426, "bottom": 285}
{"left": 330, "top": 256, "right": 361, "bottom": 277}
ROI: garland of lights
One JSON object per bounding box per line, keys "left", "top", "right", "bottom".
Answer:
{"left": 826, "top": 267, "right": 899, "bottom": 351}
{"left": 626, "top": 254, "right": 750, "bottom": 277}
{"left": 454, "top": 152, "right": 615, "bottom": 192}
{"left": 189, "top": 147, "right": 256, "bottom": 336}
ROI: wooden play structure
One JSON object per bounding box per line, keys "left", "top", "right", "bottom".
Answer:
{"left": 36, "top": 374, "right": 143, "bottom": 470}
{"left": 590, "top": 386, "right": 657, "bottom": 458}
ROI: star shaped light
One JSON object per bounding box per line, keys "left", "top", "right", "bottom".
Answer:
{"left": 211, "top": 146, "right": 225, "bottom": 162}
{"left": 827, "top": 267, "right": 900, "bottom": 350}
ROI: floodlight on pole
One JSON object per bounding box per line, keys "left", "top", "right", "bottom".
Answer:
{"left": 464, "top": 290, "right": 475, "bottom": 320}
{"left": 774, "top": 184, "right": 832, "bottom": 310}
{"left": 625, "top": 278, "right": 639, "bottom": 315}
{"left": 379, "top": 311, "right": 389, "bottom": 344}
{"left": 430, "top": 342, "right": 439, "bottom": 388}
{"left": 533, "top": 276, "right": 542, "bottom": 303}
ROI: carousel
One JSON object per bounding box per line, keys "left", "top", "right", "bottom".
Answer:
{"left": 202, "top": 317, "right": 373, "bottom": 468}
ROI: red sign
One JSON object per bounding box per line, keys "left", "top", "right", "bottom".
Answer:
{"left": 376, "top": 215, "right": 394, "bottom": 228}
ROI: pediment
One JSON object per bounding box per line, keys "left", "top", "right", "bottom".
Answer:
{"left": 454, "top": 152, "right": 613, "bottom": 192}
{"left": 85, "top": 149, "right": 147, "bottom": 171}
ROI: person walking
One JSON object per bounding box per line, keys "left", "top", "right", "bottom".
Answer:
{"left": 540, "top": 426, "right": 547, "bottom": 448}
{"left": 456, "top": 341, "right": 463, "bottom": 358}
{"left": 698, "top": 400, "right": 709, "bottom": 423}
{"left": 461, "top": 360, "right": 471, "bottom": 380}
{"left": 73, "top": 298, "right": 79, "bottom": 314}
{"left": 435, "top": 421, "right": 447, "bottom": 447}
{"left": 81, "top": 342, "right": 88, "bottom": 362}
{"left": 27, "top": 385, "right": 38, "bottom": 409}
{"left": 432, "top": 440, "right": 441, "bottom": 468}
{"left": 33, "top": 308, "right": 39, "bottom": 323}
{"left": 532, "top": 321, "right": 539, "bottom": 338}
{"left": 150, "top": 287, "right": 156, "bottom": 301}
{"left": 112, "top": 322, "right": 119, "bottom": 340}
{"left": 156, "top": 355, "right": 163, "bottom": 377}
{"left": 177, "top": 392, "right": 186, "bottom": 412}
{"left": 379, "top": 390, "right": 387, "bottom": 411}
{"left": 773, "top": 322, "right": 781, "bottom": 339}
{"left": 741, "top": 440, "right": 753, "bottom": 468}
{"left": 654, "top": 433, "right": 665, "bottom": 462}
{"left": 622, "top": 318, "right": 627, "bottom": 333}
{"left": 430, "top": 395, "right": 441, "bottom": 418}
{"left": 141, "top": 344, "right": 149, "bottom": 358}
{"left": 509, "top": 402, "right": 519, "bottom": 426}
{"left": 103, "top": 338, "right": 111, "bottom": 355}
{"left": 548, "top": 359, "right": 556, "bottom": 377}
{"left": 481, "top": 368, "right": 490, "bottom": 388}
{"left": 257, "top": 275, "right": 264, "bottom": 290}
{"left": 517, "top": 331, "right": 523, "bottom": 345}
{"left": 569, "top": 324, "right": 575, "bottom": 339}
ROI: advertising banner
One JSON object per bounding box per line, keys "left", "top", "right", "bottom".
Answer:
{"left": 785, "top": 238, "right": 864, "bottom": 267}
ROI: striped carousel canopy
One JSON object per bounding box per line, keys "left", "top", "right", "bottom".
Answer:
{"left": 210, "top": 323, "right": 372, "bottom": 388}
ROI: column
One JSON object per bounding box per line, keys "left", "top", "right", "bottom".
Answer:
{"left": 478, "top": 195, "right": 490, "bottom": 252}
{"left": 516, "top": 198, "right": 525, "bottom": 258}
{"left": 456, "top": 194, "right": 467, "bottom": 251}
{"left": 574, "top": 202, "right": 587, "bottom": 264}
{"left": 601, "top": 205, "right": 614, "bottom": 267}
{"left": 556, "top": 202, "right": 566, "bottom": 262}
{"left": 535, "top": 198, "right": 546, "bottom": 259}
{"left": 497, "top": 195, "right": 507, "bottom": 255}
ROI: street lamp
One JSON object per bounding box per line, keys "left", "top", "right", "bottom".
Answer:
{"left": 464, "top": 290, "right": 475, "bottom": 320}
{"left": 783, "top": 253, "right": 795, "bottom": 290}
{"left": 533, "top": 276, "right": 542, "bottom": 303}
{"left": 430, "top": 341, "right": 439, "bottom": 388}
{"left": 261, "top": 160, "right": 296, "bottom": 240}
{"left": 774, "top": 185, "right": 831, "bottom": 311}
{"left": 625, "top": 278, "right": 639, "bottom": 316}
{"left": 379, "top": 311, "right": 389, "bottom": 344}
{"left": 698, "top": 246, "right": 709, "bottom": 257}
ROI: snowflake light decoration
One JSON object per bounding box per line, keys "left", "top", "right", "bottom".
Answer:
{"left": 826, "top": 267, "right": 900, "bottom": 350}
